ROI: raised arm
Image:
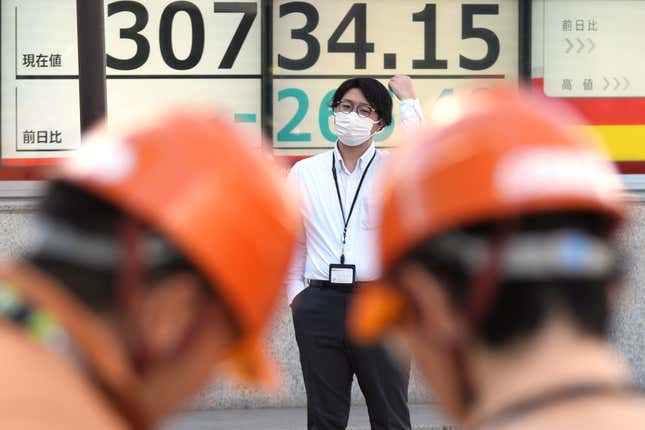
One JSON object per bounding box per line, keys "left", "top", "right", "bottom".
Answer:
{"left": 388, "top": 75, "right": 423, "bottom": 131}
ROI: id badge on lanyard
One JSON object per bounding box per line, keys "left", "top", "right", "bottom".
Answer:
{"left": 329, "top": 263, "right": 356, "bottom": 285}
{"left": 329, "top": 151, "right": 376, "bottom": 286}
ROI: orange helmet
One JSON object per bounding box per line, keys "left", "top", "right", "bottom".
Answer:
{"left": 58, "top": 111, "right": 300, "bottom": 383}
{"left": 349, "top": 86, "right": 626, "bottom": 344}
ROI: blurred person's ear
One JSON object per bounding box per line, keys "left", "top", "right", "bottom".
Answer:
{"left": 396, "top": 263, "right": 463, "bottom": 342}
{"left": 136, "top": 274, "right": 238, "bottom": 422}
{"left": 393, "top": 263, "right": 472, "bottom": 419}
{"left": 139, "top": 274, "right": 232, "bottom": 360}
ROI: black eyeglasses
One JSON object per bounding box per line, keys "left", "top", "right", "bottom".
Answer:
{"left": 334, "top": 100, "right": 376, "bottom": 118}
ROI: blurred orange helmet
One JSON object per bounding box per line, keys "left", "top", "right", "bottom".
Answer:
{"left": 58, "top": 111, "right": 300, "bottom": 383}
{"left": 350, "top": 86, "right": 626, "bottom": 344}
{"left": 382, "top": 86, "right": 625, "bottom": 275}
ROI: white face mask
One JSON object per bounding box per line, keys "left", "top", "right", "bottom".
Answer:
{"left": 333, "top": 112, "right": 381, "bottom": 147}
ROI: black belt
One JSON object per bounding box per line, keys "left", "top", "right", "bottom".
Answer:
{"left": 308, "top": 279, "right": 356, "bottom": 293}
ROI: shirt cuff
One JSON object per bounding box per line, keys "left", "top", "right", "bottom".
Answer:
{"left": 399, "top": 99, "right": 424, "bottom": 133}
{"left": 287, "top": 281, "right": 306, "bottom": 304}
{"left": 400, "top": 98, "right": 424, "bottom": 123}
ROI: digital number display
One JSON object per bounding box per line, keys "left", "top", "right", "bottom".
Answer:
{"left": 1, "top": 0, "right": 520, "bottom": 168}
{"left": 106, "top": 1, "right": 259, "bottom": 74}
{"left": 1, "top": 0, "right": 261, "bottom": 167}
{"left": 104, "top": 0, "right": 261, "bottom": 134}
{"left": 272, "top": 0, "right": 519, "bottom": 155}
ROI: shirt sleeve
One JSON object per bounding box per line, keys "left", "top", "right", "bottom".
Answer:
{"left": 399, "top": 98, "right": 423, "bottom": 131}
{"left": 285, "top": 164, "right": 307, "bottom": 304}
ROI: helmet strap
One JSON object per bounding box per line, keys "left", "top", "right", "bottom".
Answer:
{"left": 464, "top": 221, "right": 516, "bottom": 326}
{"left": 453, "top": 222, "right": 516, "bottom": 417}
{"left": 450, "top": 340, "right": 476, "bottom": 415}
{"left": 117, "top": 216, "right": 151, "bottom": 372}
{"left": 117, "top": 217, "right": 219, "bottom": 371}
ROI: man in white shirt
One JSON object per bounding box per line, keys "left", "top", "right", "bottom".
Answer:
{"left": 287, "top": 76, "right": 422, "bottom": 430}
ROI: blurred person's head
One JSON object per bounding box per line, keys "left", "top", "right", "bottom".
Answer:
{"left": 348, "top": 87, "right": 628, "bottom": 423}
{"left": 331, "top": 77, "right": 392, "bottom": 148}
{"left": 20, "top": 112, "right": 300, "bottom": 427}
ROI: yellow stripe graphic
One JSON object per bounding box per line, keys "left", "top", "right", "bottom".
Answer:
{"left": 578, "top": 125, "right": 645, "bottom": 161}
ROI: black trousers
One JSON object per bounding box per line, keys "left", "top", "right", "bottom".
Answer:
{"left": 292, "top": 285, "right": 411, "bottom": 430}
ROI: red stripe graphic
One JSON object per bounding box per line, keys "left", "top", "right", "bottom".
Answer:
{"left": 532, "top": 78, "right": 645, "bottom": 125}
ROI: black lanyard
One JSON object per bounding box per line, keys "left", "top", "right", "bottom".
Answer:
{"left": 332, "top": 150, "right": 377, "bottom": 264}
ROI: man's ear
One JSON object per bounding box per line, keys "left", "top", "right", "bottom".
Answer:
{"left": 373, "top": 120, "right": 385, "bottom": 134}
{"left": 139, "top": 273, "right": 211, "bottom": 359}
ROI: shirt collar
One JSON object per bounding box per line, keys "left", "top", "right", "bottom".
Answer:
{"left": 333, "top": 142, "right": 377, "bottom": 175}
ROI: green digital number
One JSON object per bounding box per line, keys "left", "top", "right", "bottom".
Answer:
{"left": 277, "top": 88, "right": 311, "bottom": 142}
{"left": 318, "top": 89, "right": 336, "bottom": 142}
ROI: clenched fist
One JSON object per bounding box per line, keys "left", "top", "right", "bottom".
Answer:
{"left": 388, "top": 75, "right": 416, "bottom": 101}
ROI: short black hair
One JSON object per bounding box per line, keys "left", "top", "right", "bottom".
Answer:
{"left": 27, "top": 182, "right": 212, "bottom": 311}
{"left": 400, "top": 212, "right": 619, "bottom": 349}
{"left": 331, "top": 77, "right": 393, "bottom": 126}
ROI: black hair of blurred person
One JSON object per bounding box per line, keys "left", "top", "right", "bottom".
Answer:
{"left": 400, "top": 211, "right": 619, "bottom": 348}
{"left": 331, "top": 77, "right": 393, "bottom": 126}
{"left": 26, "top": 181, "right": 213, "bottom": 311}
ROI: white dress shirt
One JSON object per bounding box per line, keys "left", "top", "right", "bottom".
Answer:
{"left": 286, "top": 98, "right": 423, "bottom": 303}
